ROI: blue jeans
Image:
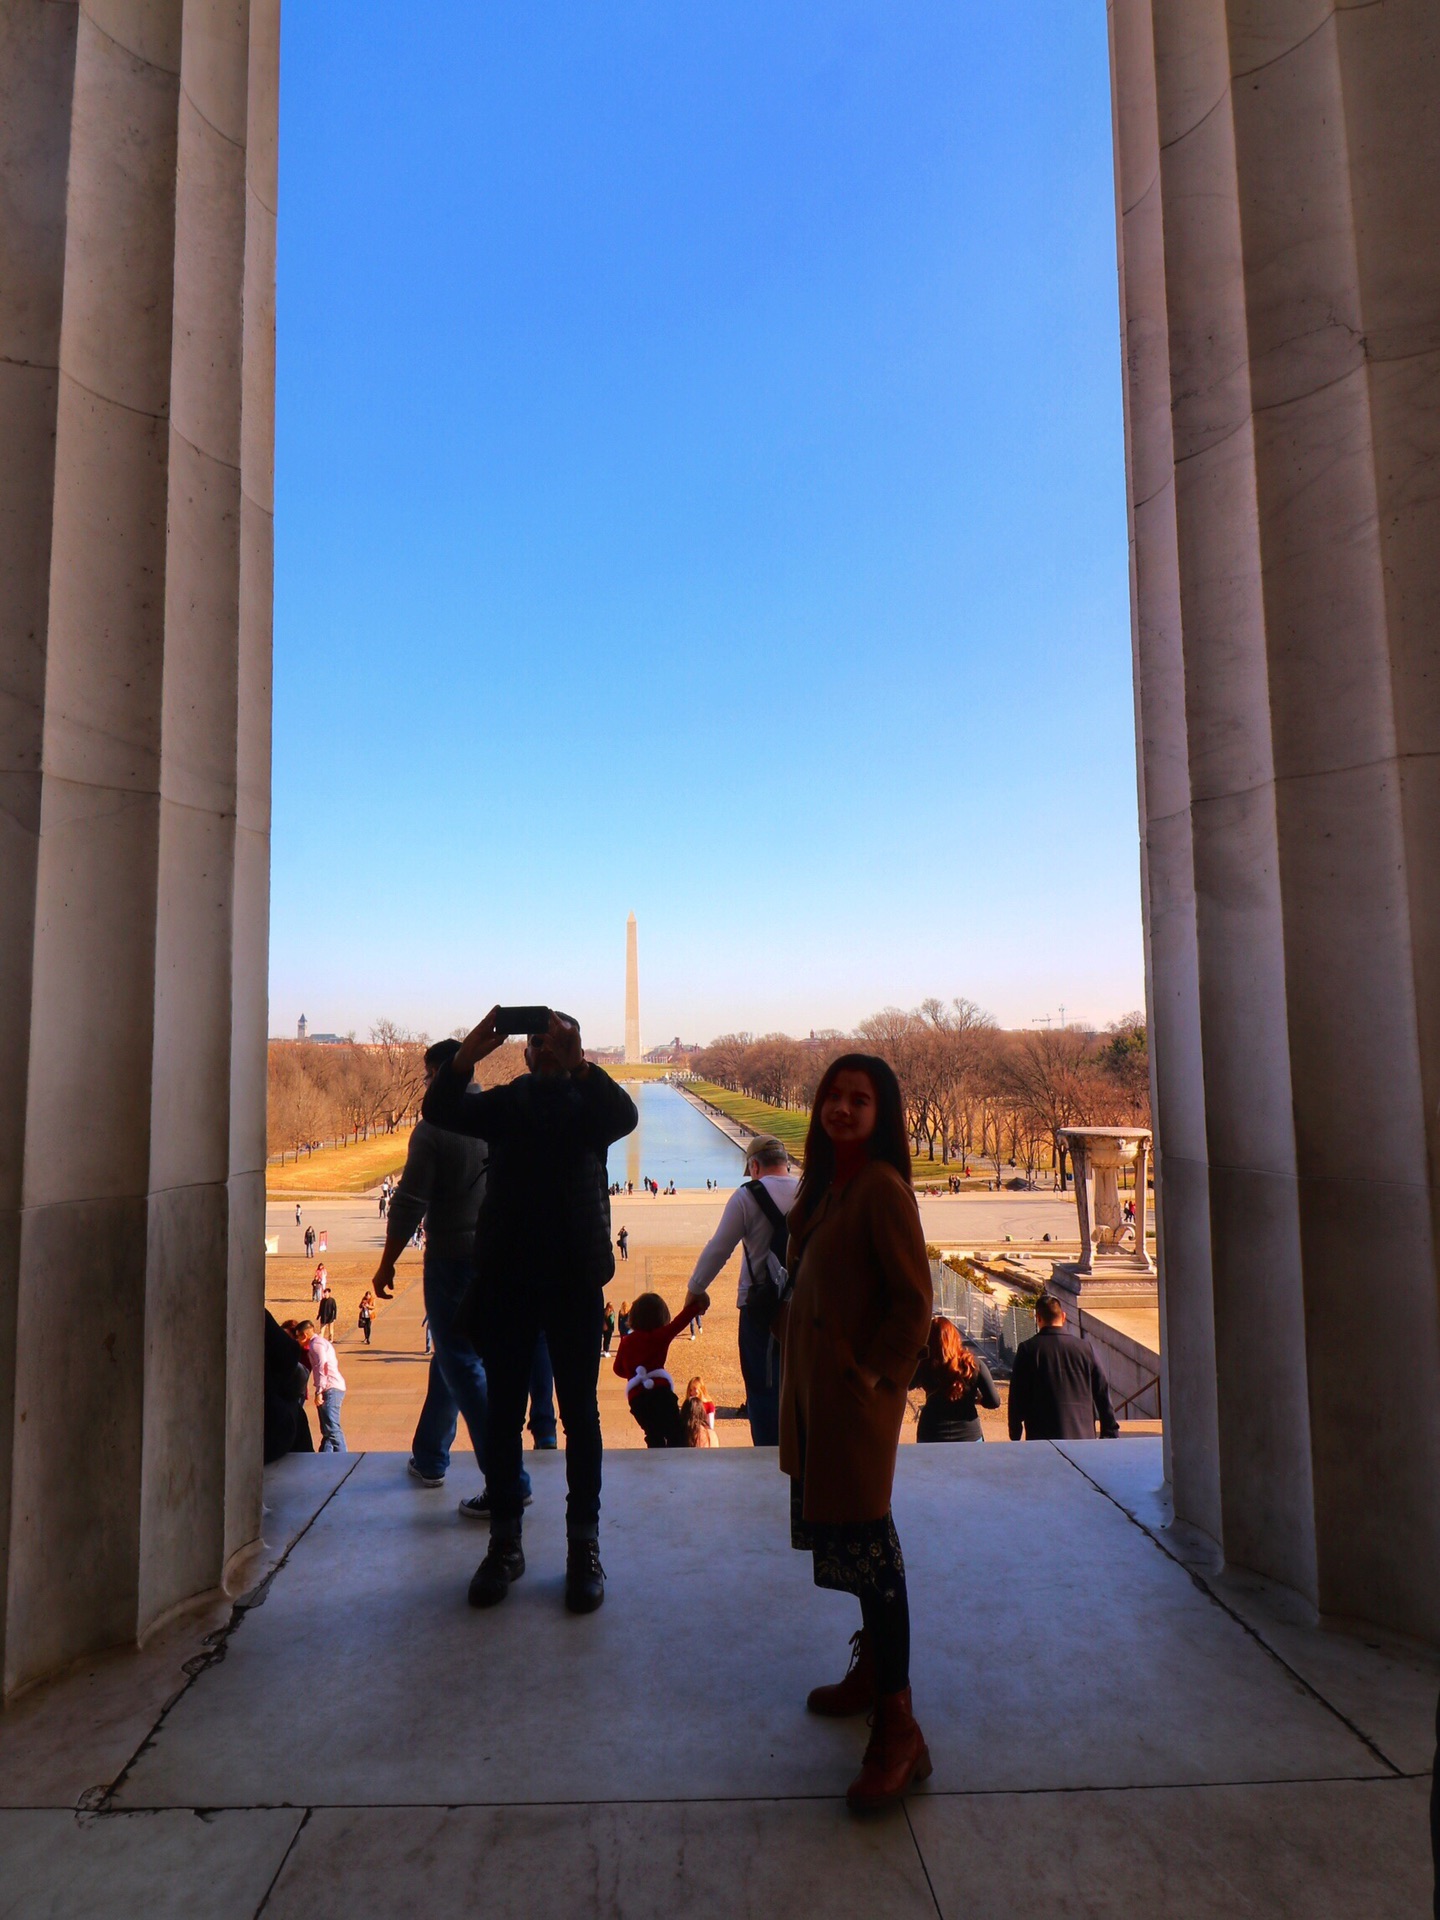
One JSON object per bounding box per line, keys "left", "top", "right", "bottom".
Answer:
{"left": 317, "top": 1388, "right": 347, "bottom": 1452}
{"left": 527, "top": 1333, "right": 557, "bottom": 1444}
{"left": 411, "top": 1256, "right": 533, "bottom": 1496}
{"left": 738, "top": 1300, "right": 780, "bottom": 1446}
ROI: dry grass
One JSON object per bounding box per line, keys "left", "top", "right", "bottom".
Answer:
{"left": 267, "top": 1134, "right": 416, "bottom": 1196}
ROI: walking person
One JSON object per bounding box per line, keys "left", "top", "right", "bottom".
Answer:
{"left": 311, "top": 1263, "right": 326, "bottom": 1306}
{"left": 299, "top": 1318, "right": 347, "bottom": 1452}
{"left": 602, "top": 1303, "right": 616, "bottom": 1357}
{"left": 304, "top": 1224, "right": 316, "bottom": 1260}
{"left": 357, "top": 1291, "right": 376, "bottom": 1346}
{"left": 911, "top": 1317, "right": 1000, "bottom": 1442}
{"left": 372, "top": 1040, "right": 531, "bottom": 1515}
{"left": 1007, "top": 1294, "right": 1120, "bottom": 1440}
{"left": 779, "top": 1054, "right": 933, "bottom": 1812}
{"left": 685, "top": 1136, "right": 797, "bottom": 1445}
{"left": 317, "top": 1285, "right": 338, "bottom": 1342}
{"left": 423, "top": 1007, "right": 637, "bottom": 1613}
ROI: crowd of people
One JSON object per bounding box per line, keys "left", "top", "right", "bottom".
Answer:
{"left": 262, "top": 1009, "right": 1124, "bottom": 1816}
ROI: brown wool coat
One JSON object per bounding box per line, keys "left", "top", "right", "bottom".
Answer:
{"left": 778, "top": 1161, "right": 933, "bottom": 1525}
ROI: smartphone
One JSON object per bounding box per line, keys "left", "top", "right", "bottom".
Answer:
{"left": 493, "top": 1006, "right": 552, "bottom": 1038}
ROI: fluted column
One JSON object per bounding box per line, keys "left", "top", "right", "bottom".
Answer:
{"left": 1109, "top": 0, "right": 1222, "bottom": 1544}
{"left": 1113, "top": 0, "right": 1440, "bottom": 1640}
{"left": 0, "top": 0, "right": 276, "bottom": 1695}
{"left": 0, "top": 0, "right": 81, "bottom": 1681}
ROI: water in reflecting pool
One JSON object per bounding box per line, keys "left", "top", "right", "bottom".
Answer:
{"left": 605, "top": 1082, "right": 745, "bottom": 1192}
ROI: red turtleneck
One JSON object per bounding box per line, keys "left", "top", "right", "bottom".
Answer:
{"left": 831, "top": 1141, "right": 870, "bottom": 1188}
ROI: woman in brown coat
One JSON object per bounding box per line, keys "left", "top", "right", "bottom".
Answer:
{"left": 779, "top": 1052, "right": 934, "bottom": 1811}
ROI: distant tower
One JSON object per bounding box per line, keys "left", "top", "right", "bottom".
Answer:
{"left": 297, "top": 1013, "right": 308, "bottom": 1041}
{"left": 624, "top": 915, "right": 640, "bottom": 1064}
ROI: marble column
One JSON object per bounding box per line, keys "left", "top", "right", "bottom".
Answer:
{"left": 0, "top": 1, "right": 277, "bottom": 1695}
{"left": 1111, "top": 0, "right": 1440, "bottom": 1642}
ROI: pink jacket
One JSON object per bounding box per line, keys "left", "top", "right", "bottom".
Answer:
{"left": 307, "top": 1336, "right": 346, "bottom": 1398}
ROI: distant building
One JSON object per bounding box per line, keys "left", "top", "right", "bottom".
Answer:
{"left": 294, "top": 1015, "right": 345, "bottom": 1045}
{"left": 643, "top": 1036, "right": 700, "bottom": 1065}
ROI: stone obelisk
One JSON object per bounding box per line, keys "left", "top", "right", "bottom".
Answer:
{"left": 624, "top": 914, "right": 641, "bottom": 1064}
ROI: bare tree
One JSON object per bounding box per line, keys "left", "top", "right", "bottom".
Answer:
{"left": 1000, "top": 1026, "right": 1105, "bottom": 1189}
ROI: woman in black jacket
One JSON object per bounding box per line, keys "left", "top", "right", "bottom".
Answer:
{"left": 911, "top": 1316, "right": 1001, "bottom": 1442}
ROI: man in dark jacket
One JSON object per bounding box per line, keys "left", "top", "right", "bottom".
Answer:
{"left": 373, "top": 1039, "right": 542, "bottom": 1514}
{"left": 1007, "top": 1294, "right": 1121, "bottom": 1440}
{"left": 423, "top": 1007, "right": 637, "bottom": 1614}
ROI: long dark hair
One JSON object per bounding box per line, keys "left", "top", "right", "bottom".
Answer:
{"left": 794, "top": 1052, "right": 911, "bottom": 1229}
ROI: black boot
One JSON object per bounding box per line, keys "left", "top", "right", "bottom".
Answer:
{"left": 468, "top": 1536, "right": 525, "bottom": 1608}
{"left": 564, "top": 1538, "right": 605, "bottom": 1614}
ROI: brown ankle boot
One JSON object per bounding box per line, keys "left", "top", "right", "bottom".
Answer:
{"left": 806, "top": 1629, "right": 876, "bottom": 1716}
{"left": 845, "top": 1687, "right": 933, "bottom": 1811}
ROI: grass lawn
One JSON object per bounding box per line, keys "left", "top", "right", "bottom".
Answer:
{"left": 686, "top": 1081, "right": 810, "bottom": 1156}
{"left": 685, "top": 1080, "right": 989, "bottom": 1186}
{"left": 267, "top": 1131, "right": 415, "bottom": 1195}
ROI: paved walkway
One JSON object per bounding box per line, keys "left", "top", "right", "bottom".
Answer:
{"left": 266, "top": 1190, "right": 1118, "bottom": 1456}
{"left": 2, "top": 1442, "right": 1432, "bottom": 1915}
{"left": 268, "top": 1188, "right": 1084, "bottom": 1260}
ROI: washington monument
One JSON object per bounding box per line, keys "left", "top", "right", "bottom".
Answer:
{"left": 624, "top": 913, "right": 640, "bottom": 1064}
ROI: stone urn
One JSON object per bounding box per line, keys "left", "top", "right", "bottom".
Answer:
{"left": 1058, "top": 1127, "right": 1155, "bottom": 1277}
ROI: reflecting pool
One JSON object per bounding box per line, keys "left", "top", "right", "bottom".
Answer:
{"left": 605, "top": 1082, "right": 745, "bottom": 1191}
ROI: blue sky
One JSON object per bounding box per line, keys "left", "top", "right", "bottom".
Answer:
{"left": 271, "top": 1, "right": 1141, "bottom": 1048}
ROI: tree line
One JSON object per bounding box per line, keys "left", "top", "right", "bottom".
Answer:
{"left": 691, "top": 1001, "right": 1150, "bottom": 1184}
{"left": 267, "top": 1022, "right": 525, "bottom": 1163}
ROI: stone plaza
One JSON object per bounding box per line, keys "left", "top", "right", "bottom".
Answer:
{"left": 2, "top": 2, "right": 1438, "bottom": 1913}
{"left": 1, "top": 1444, "right": 1434, "bottom": 1916}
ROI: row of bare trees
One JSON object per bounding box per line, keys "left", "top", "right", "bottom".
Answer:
{"left": 691, "top": 1003, "right": 1150, "bottom": 1184}
{"left": 266, "top": 1022, "right": 527, "bottom": 1162}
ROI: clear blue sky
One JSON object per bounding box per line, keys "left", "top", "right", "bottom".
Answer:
{"left": 271, "top": 1, "right": 1141, "bottom": 1048}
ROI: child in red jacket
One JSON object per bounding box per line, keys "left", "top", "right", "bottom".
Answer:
{"left": 613, "top": 1290, "right": 709, "bottom": 1447}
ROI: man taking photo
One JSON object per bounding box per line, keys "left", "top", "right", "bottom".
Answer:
{"left": 372, "top": 1039, "right": 543, "bottom": 1515}
{"left": 423, "top": 1007, "right": 637, "bottom": 1613}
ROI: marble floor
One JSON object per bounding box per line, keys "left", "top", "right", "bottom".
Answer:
{"left": 0, "top": 1442, "right": 1433, "bottom": 1917}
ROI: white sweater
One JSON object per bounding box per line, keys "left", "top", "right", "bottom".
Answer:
{"left": 686, "top": 1173, "right": 800, "bottom": 1307}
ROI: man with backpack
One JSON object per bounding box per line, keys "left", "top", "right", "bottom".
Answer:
{"left": 684, "top": 1135, "right": 798, "bottom": 1446}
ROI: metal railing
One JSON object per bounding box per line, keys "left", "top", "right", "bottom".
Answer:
{"left": 1113, "top": 1372, "right": 1162, "bottom": 1417}
{"left": 927, "top": 1259, "right": 1040, "bottom": 1367}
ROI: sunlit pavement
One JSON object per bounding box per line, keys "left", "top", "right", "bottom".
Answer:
{"left": 267, "top": 1187, "right": 1083, "bottom": 1259}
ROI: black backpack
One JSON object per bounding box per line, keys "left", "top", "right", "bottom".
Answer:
{"left": 742, "top": 1179, "right": 792, "bottom": 1334}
